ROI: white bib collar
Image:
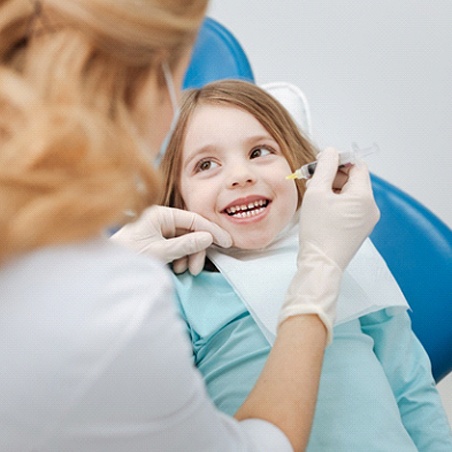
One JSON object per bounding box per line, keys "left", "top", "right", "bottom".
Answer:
{"left": 207, "top": 214, "right": 409, "bottom": 344}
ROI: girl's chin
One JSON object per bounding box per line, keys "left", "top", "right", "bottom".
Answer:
{"left": 231, "top": 236, "right": 274, "bottom": 250}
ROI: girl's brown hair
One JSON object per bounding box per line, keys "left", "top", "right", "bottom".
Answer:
{"left": 0, "top": 0, "right": 208, "bottom": 262}
{"left": 159, "top": 79, "right": 318, "bottom": 210}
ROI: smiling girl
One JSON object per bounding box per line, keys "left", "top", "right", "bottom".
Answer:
{"left": 160, "top": 79, "right": 318, "bottom": 251}
{"left": 159, "top": 80, "right": 452, "bottom": 451}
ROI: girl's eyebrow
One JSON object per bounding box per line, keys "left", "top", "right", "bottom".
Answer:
{"left": 246, "top": 134, "right": 277, "bottom": 144}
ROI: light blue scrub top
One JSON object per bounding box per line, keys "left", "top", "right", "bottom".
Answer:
{"left": 173, "top": 271, "right": 452, "bottom": 452}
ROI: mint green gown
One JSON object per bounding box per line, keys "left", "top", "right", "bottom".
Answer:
{"left": 173, "top": 271, "right": 452, "bottom": 452}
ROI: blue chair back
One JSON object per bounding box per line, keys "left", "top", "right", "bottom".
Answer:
{"left": 370, "top": 175, "right": 452, "bottom": 382}
{"left": 185, "top": 18, "right": 452, "bottom": 382}
{"left": 183, "top": 18, "right": 254, "bottom": 89}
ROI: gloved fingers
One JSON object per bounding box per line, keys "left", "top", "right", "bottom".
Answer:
{"left": 306, "top": 147, "right": 340, "bottom": 190}
{"left": 152, "top": 231, "right": 214, "bottom": 263}
{"left": 172, "top": 257, "right": 189, "bottom": 274}
{"left": 332, "top": 165, "right": 351, "bottom": 192}
{"left": 171, "top": 209, "right": 232, "bottom": 248}
{"left": 339, "top": 160, "right": 373, "bottom": 195}
{"left": 110, "top": 225, "right": 136, "bottom": 246}
{"left": 337, "top": 162, "right": 381, "bottom": 230}
{"left": 143, "top": 206, "right": 231, "bottom": 248}
{"left": 188, "top": 250, "right": 207, "bottom": 276}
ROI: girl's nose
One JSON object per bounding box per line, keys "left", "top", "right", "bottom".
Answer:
{"left": 226, "top": 162, "right": 256, "bottom": 188}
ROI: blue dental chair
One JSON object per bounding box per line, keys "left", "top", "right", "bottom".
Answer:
{"left": 184, "top": 18, "right": 452, "bottom": 383}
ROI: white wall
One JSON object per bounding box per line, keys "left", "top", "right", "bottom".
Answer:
{"left": 208, "top": 0, "right": 452, "bottom": 228}
{"left": 208, "top": 0, "right": 452, "bottom": 426}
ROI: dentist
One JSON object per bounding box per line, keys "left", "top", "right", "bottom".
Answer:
{"left": 0, "top": 1, "right": 379, "bottom": 451}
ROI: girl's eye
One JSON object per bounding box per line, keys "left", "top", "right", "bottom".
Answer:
{"left": 195, "top": 159, "right": 218, "bottom": 172}
{"left": 250, "top": 146, "right": 273, "bottom": 159}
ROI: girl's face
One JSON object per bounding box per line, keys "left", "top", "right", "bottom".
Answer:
{"left": 179, "top": 104, "right": 298, "bottom": 249}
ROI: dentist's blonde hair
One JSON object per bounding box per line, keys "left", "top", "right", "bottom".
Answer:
{"left": 0, "top": 0, "right": 208, "bottom": 262}
{"left": 160, "top": 79, "right": 318, "bottom": 210}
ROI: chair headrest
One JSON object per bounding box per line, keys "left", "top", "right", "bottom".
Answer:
{"left": 260, "top": 81, "right": 312, "bottom": 137}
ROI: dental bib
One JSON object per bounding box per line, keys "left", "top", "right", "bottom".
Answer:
{"left": 207, "top": 217, "right": 409, "bottom": 344}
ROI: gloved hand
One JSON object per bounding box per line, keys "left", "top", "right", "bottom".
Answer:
{"left": 278, "top": 148, "right": 380, "bottom": 344}
{"left": 111, "top": 205, "right": 232, "bottom": 275}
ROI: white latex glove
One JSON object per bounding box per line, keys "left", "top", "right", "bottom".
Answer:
{"left": 278, "top": 148, "right": 380, "bottom": 344}
{"left": 111, "top": 206, "right": 232, "bottom": 275}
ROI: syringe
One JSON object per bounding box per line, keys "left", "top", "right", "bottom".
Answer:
{"left": 286, "top": 143, "right": 380, "bottom": 180}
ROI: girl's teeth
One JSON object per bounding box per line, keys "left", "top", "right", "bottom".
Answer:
{"left": 234, "top": 207, "right": 265, "bottom": 218}
{"left": 225, "top": 199, "right": 268, "bottom": 215}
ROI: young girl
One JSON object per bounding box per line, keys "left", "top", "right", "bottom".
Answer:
{"left": 159, "top": 80, "right": 452, "bottom": 451}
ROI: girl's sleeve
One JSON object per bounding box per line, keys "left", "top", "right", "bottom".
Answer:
{"left": 360, "top": 308, "right": 452, "bottom": 451}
